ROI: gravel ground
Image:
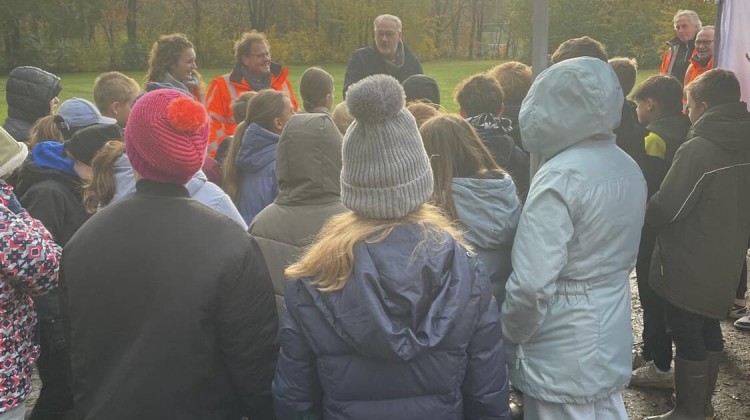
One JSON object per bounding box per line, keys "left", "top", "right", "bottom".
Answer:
{"left": 624, "top": 253, "right": 750, "bottom": 420}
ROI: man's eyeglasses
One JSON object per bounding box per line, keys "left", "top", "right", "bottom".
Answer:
{"left": 696, "top": 40, "right": 714, "bottom": 46}
{"left": 248, "top": 51, "right": 271, "bottom": 58}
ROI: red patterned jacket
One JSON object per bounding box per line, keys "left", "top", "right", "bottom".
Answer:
{"left": 0, "top": 181, "right": 60, "bottom": 413}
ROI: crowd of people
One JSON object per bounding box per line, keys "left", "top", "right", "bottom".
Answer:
{"left": 0, "top": 9, "right": 748, "bottom": 420}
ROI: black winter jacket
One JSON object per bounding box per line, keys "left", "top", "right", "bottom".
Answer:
{"left": 615, "top": 100, "right": 648, "bottom": 168}
{"left": 343, "top": 43, "right": 423, "bottom": 96}
{"left": 467, "top": 113, "right": 530, "bottom": 200}
{"left": 63, "top": 180, "right": 279, "bottom": 420}
{"left": 3, "top": 66, "right": 62, "bottom": 141}
{"left": 642, "top": 114, "right": 691, "bottom": 198}
{"left": 17, "top": 160, "right": 87, "bottom": 322}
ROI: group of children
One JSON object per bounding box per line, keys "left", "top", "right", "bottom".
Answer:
{"left": 0, "top": 29, "right": 749, "bottom": 420}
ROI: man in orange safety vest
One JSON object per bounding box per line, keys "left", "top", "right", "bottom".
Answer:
{"left": 205, "top": 31, "right": 298, "bottom": 156}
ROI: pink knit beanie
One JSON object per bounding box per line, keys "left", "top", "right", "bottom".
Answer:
{"left": 124, "top": 89, "right": 208, "bottom": 184}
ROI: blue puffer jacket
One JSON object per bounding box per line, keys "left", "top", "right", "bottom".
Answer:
{"left": 238, "top": 123, "right": 279, "bottom": 224}
{"left": 273, "top": 223, "right": 510, "bottom": 420}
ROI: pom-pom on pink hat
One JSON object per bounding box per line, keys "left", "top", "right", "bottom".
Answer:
{"left": 124, "top": 89, "right": 208, "bottom": 184}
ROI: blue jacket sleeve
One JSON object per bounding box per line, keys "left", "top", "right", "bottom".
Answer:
{"left": 462, "top": 259, "right": 510, "bottom": 420}
{"left": 273, "top": 282, "right": 323, "bottom": 420}
{"left": 501, "top": 168, "right": 575, "bottom": 344}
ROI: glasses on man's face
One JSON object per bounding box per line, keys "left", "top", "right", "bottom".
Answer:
{"left": 248, "top": 51, "right": 271, "bottom": 58}
{"left": 376, "top": 30, "right": 398, "bottom": 39}
{"left": 696, "top": 40, "right": 714, "bottom": 46}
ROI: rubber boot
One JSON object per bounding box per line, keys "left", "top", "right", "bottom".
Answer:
{"left": 703, "top": 351, "right": 720, "bottom": 419}
{"left": 645, "top": 357, "right": 708, "bottom": 420}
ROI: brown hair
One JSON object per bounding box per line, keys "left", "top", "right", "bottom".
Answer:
{"left": 487, "top": 61, "right": 532, "bottom": 105}
{"left": 686, "top": 68, "right": 742, "bottom": 107}
{"left": 29, "top": 115, "right": 65, "bottom": 149}
{"left": 286, "top": 204, "right": 467, "bottom": 292}
{"left": 234, "top": 31, "right": 269, "bottom": 63}
{"left": 632, "top": 75, "right": 684, "bottom": 116}
{"left": 93, "top": 72, "right": 140, "bottom": 113}
{"left": 146, "top": 33, "right": 203, "bottom": 95}
{"left": 406, "top": 101, "right": 441, "bottom": 127}
{"left": 222, "top": 90, "right": 288, "bottom": 204}
{"left": 231, "top": 91, "right": 256, "bottom": 124}
{"left": 454, "top": 74, "right": 504, "bottom": 118}
{"left": 552, "top": 36, "right": 608, "bottom": 64}
{"left": 82, "top": 140, "right": 125, "bottom": 214}
{"left": 608, "top": 57, "right": 638, "bottom": 97}
{"left": 300, "top": 67, "right": 334, "bottom": 112}
{"left": 419, "top": 114, "right": 506, "bottom": 220}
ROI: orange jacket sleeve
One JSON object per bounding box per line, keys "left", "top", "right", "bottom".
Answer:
{"left": 205, "top": 75, "right": 235, "bottom": 157}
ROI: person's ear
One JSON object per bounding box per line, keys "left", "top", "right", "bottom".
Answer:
{"left": 110, "top": 102, "right": 121, "bottom": 117}
{"left": 273, "top": 117, "right": 283, "bottom": 133}
{"left": 325, "top": 93, "right": 333, "bottom": 109}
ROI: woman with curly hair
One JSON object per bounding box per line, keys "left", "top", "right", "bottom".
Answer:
{"left": 145, "top": 33, "right": 204, "bottom": 101}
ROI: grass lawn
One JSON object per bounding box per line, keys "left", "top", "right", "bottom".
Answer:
{"left": 0, "top": 61, "right": 658, "bottom": 122}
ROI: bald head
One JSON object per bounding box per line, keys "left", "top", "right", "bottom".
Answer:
{"left": 694, "top": 26, "right": 714, "bottom": 60}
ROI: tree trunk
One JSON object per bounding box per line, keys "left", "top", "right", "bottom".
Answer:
{"left": 248, "top": 0, "right": 274, "bottom": 31}
{"left": 126, "top": 0, "right": 137, "bottom": 46}
{"left": 474, "top": 0, "right": 484, "bottom": 58}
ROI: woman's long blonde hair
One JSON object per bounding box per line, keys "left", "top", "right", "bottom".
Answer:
{"left": 285, "top": 204, "right": 468, "bottom": 292}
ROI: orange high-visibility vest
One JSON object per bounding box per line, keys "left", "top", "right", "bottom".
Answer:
{"left": 205, "top": 63, "right": 298, "bottom": 156}
{"left": 684, "top": 56, "right": 714, "bottom": 87}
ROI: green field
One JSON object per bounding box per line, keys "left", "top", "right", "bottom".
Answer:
{"left": 0, "top": 61, "right": 658, "bottom": 121}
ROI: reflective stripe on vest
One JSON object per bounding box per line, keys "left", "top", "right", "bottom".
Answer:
{"left": 223, "top": 74, "right": 239, "bottom": 102}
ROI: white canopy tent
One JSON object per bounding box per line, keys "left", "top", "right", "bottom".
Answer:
{"left": 715, "top": 0, "right": 750, "bottom": 108}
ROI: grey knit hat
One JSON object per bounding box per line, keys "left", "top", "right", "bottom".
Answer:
{"left": 341, "top": 74, "right": 433, "bottom": 219}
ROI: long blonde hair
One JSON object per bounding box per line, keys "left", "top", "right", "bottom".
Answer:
{"left": 285, "top": 204, "right": 468, "bottom": 292}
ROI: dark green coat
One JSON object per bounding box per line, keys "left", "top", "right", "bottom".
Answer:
{"left": 647, "top": 102, "right": 750, "bottom": 319}
{"left": 250, "top": 112, "right": 346, "bottom": 322}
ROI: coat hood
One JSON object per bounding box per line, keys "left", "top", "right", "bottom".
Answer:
{"left": 297, "top": 224, "right": 478, "bottom": 361}
{"left": 520, "top": 57, "right": 623, "bottom": 159}
{"left": 31, "top": 141, "right": 76, "bottom": 175}
{"left": 111, "top": 154, "right": 136, "bottom": 203}
{"left": 14, "top": 158, "right": 81, "bottom": 198}
{"left": 6, "top": 66, "right": 62, "bottom": 124}
{"left": 452, "top": 176, "right": 521, "bottom": 249}
{"left": 237, "top": 123, "right": 280, "bottom": 174}
{"left": 275, "top": 113, "right": 343, "bottom": 206}
{"left": 691, "top": 102, "right": 750, "bottom": 151}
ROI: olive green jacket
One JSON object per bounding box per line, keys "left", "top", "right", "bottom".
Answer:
{"left": 647, "top": 102, "right": 750, "bottom": 319}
